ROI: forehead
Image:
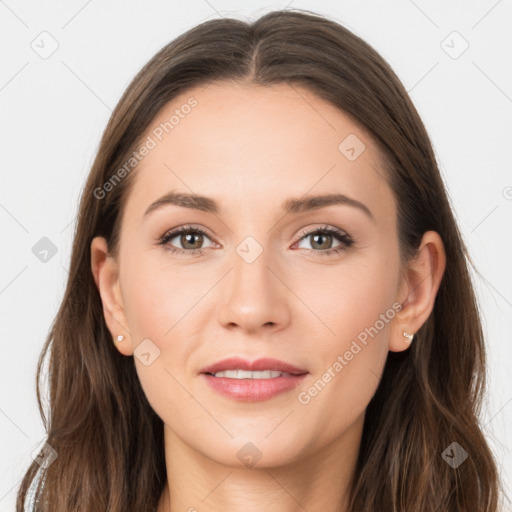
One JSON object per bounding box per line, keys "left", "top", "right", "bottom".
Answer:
{"left": 123, "top": 81, "right": 393, "bottom": 223}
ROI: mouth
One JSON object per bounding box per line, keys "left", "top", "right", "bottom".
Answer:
{"left": 199, "top": 358, "right": 309, "bottom": 402}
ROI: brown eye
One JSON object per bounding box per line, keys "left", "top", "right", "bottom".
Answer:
{"left": 309, "top": 232, "right": 335, "bottom": 250}
{"left": 294, "top": 226, "right": 354, "bottom": 256}
{"left": 159, "top": 226, "right": 214, "bottom": 255}
{"left": 179, "top": 232, "right": 204, "bottom": 250}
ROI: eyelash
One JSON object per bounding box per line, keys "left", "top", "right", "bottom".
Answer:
{"left": 157, "top": 224, "right": 355, "bottom": 257}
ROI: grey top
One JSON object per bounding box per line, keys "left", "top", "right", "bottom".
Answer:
{"left": 24, "top": 471, "right": 43, "bottom": 511}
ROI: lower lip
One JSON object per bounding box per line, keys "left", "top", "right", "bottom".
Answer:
{"left": 201, "top": 373, "right": 308, "bottom": 402}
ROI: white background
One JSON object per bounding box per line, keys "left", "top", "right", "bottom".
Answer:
{"left": 0, "top": 1, "right": 511, "bottom": 510}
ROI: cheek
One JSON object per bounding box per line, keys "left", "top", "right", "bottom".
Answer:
{"left": 290, "top": 247, "right": 398, "bottom": 347}
{"left": 120, "top": 252, "right": 210, "bottom": 342}
{"left": 120, "top": 262, "right": 201, "bottom": 428}
{"left": 291, "top": 251, "right": 398, "bottom": 425}
{"left": 119, "top": 254, "right": 210, "bottom": 411}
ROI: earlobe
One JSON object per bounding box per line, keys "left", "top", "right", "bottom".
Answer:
{"left": 389, "top": 231, "right": 446, "bottom": 352}
{"left": 90, "top": 236, "right": 133, "bottom": 356}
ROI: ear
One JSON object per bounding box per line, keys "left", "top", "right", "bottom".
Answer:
{"left": 90, "top": 236, "right": 133, "bottom": 356}
{"left": 389, "top": 230, "right": 446, "bottom": 352}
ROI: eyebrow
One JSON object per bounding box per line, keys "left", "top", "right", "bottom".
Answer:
{"left": 144, "top": 191, "right": 375, "bottom": 222}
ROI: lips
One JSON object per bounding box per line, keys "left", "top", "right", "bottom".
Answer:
{"left": 200, "top": 357, "right": 308, "bottom": 376}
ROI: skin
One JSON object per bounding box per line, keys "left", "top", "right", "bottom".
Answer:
{"left": 91, "top": 81, "right": 446, "bottom": 512}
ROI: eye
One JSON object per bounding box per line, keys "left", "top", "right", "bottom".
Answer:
{"left": 157, "top": 224, "right": 354, "bottom": 257}
{"left": 293, "top": 225, "right": 354, "bottom": 256}
{"left": 158, "top": 225, "right": 215, "bottom": 255}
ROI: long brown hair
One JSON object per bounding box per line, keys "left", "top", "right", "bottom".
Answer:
{"left": 17, "top": 8, "right": 501, "bottom": 511}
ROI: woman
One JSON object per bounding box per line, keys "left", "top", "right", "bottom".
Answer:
{"left": 17, "top": 8, "right": 501, "bottom": 511}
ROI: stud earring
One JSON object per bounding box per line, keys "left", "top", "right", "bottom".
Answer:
{"left": 116, "top": 335, "right": 125, "bottom": 343}
{"left": 403, "top": 331, "right": 414, "bottom": 343}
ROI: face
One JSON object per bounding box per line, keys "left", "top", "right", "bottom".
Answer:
{"left": 96, "top": 81, "right": 410, "bottom": 468}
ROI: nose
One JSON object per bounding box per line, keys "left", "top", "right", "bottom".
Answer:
{"left": 217, "top": 244, "right": 291, "bottom": 335}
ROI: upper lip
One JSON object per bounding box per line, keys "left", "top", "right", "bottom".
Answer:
{"left": 200, "top": 357, "right": 308, "bottom": 375}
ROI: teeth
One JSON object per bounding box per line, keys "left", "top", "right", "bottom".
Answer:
{"left": 212, "top": 369, "right": 288, "bottom": 379}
